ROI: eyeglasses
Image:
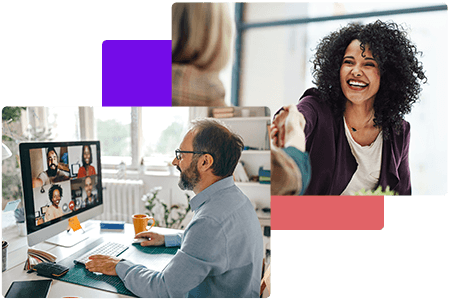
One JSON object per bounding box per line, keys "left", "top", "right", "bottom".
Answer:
{"left": 175, "top": 149, "right": 210, "bottom": 160}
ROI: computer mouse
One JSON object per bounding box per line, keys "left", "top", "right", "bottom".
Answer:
{"left": 131, "top": 238, "right": 149, "bottom": 244}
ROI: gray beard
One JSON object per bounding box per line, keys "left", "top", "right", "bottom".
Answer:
{"left": 177, "top": 163, "right": 200, "bottom": 191}
{"left": 178, "top": 173, "right": 195, "bottom": 190}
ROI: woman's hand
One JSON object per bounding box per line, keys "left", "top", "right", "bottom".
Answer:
{"left": 270, "top": 104, "right": 306, "bottom": 152}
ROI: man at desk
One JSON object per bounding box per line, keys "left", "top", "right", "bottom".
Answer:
{"left": 86, "top": 119, "right": 264, "bottom": 298}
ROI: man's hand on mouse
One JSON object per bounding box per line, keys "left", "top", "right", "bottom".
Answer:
{"left": 135, "top": 231, "right": 165, "bottom": 247}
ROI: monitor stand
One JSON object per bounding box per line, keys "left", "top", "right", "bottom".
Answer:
{"left": 45, "top": 228, "right": 89, "bottom": 248}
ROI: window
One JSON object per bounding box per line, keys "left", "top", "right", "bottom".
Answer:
{"left": 7, "top": 107, "right": 193, "bottom": 172}
{"left": 141, "top": 107, "right": 190, "bottom": 169}
{"left": 47, "top": 107, "right": 80, "bottom": 141}
{"left": 94, "top": 107, "right": 132, "bottom": 166}
{"left": 219, "top": 3, "right": 235, "bottom": 106}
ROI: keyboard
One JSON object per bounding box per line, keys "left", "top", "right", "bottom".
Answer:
{"left": 73, "top": 241, "right": 129, "bottom": 265}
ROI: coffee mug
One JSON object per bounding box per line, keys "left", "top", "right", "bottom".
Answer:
{"left": 132, "top": 214, "right": 155, "bottom": 235}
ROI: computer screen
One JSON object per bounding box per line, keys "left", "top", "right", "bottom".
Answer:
{"left": 19, "top": 141, "right": 103, "bottom": 247}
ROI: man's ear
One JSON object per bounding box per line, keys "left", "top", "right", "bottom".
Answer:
{"left": 197, "top": 154, "right": 214, "bottom": 172}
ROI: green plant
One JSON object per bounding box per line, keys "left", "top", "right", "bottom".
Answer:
{"left": 2, "top": 107, "right": 26, "bottom": 204}
{"left": 2, "top": 107, "right": 26, "bottom": 122}
{"left": 142, "top": 187, "right": 191, "bottom": 229}
{"left": 353, "top": 186, "right": 398, "bottom": 196}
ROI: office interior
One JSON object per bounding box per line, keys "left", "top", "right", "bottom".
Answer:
{"left": 222, "top": 2, "right": 447, "bottom": 195}
{"left": 2, "top": 105, "right": 271, "bottom": 297}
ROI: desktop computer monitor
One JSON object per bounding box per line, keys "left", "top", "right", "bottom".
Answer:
{"left": 19, "top": 141, "right": 103, "bottom": 247}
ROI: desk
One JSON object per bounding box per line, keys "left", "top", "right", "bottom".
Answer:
{"left": 2, "top": 220, "right": 181, "bottom": 298}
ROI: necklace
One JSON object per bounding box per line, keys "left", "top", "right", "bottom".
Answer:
{"left": 345, "top": 111, "right": 375, "bottom": 132}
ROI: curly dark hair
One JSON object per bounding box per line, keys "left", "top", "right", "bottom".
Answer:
{"left": 312, "top": 20, "right": 427, "bottom": 138}
{"left": 48, "top": 184, "right": 63, "bottom": 202}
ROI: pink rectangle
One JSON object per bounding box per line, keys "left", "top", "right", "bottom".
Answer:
{"left": 272, "top": 196, "right": 384, "bottom": 230}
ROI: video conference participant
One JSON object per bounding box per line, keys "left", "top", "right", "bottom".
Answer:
{"left": 77, "top": 145, "right": 96, "bottom": 178}
{"left": 44, "top": 184, "right": 64, "bottom": 222}
{"left": 86, "top": 118, "right": 264, "bottom": 298}
{"left": 84, "top": 176, "right": 97, "bottom": 206}
{"left": 34, "top": 147, "right": 70, "bottom": 187}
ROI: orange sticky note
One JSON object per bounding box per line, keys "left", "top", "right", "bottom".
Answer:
{"left": 68, "top": 216, "right": 83, "bottom": 232}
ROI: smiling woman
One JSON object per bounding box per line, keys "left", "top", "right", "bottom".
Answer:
{"left": 271, "top": 20, "right": 427, "bottom": 196}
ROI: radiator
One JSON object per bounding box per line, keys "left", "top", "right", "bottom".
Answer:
{"left": 96, "top": 179, "right": 145, "bottom": 223}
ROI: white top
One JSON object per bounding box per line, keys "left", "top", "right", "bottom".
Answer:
{"left": 341, "top": 117, "right": 383, "bottom": 195}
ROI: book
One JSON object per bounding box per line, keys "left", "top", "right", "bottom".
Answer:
{"left": 259, "top": 176, "right": 271, "bottom": 182}
{"left": 258, "top": 167, "right": 271, "bottom": 177}
{"left": 233, "top": 161, "right": 249, "bottom": 182}
{"left": 5, "top": 280, "right": 52, "bottom": 298}
{"left": 213, "top": 112, "right": 234, "bottom": 119}
{"left": 24, "top": 248, "right": 57, "bottom": 270}
{"left": 212, "top": 107, "right": 234, "bottom": 114}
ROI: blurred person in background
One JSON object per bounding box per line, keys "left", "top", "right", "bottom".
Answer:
{"left": 172, "top": 3, "right": 233, "bottom": 106}
{"left": 272, "top": 20, "right": 427, "bottom": 195}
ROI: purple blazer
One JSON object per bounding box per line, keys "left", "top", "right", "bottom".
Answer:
{"left": 296, "top": 88, "right": 411, "bottom": 195}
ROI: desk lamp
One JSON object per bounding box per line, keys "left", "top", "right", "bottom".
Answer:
{"left": 2, "top": 143, "right": 12, "bottom": 161}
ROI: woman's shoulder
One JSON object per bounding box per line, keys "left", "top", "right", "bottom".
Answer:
{"left": 401, "top": 119, "right": 411, "bottom": 132}
{"left": 298, "top": 88, "right": 322, "bottom": 102}
{"left": 297, "top": 88, "right": 333, "bottom": 116}
{"left": 387, "top": 119, "right": 411, "bottom": 152}
{"left": 390, "top": 120, "right": 411, "bottom": 137}
{"left": 399, "top": 119, "right": 411, "bottom": 141}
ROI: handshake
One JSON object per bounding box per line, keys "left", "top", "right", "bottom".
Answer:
{"left": 270, "top": 104, "right": 310, "bottom": 196}
{"left": 270, "top": 104, "right": 306, "bottom": 152}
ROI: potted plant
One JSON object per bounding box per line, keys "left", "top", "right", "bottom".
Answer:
{"left": 142, "top": 187, "right": 191, "bottom": 229}
{"left": 353, "top": 186, "right": 398, "bottom": 196}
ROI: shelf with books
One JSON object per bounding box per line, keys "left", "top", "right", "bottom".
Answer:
{"left": 218, "top": 116, "right": 271, "bottom": 122}
{"left": 217, "top": 111, "right": 271, "bottom": 210}
{"left": 235, "top": 182, "right": 270, "bottom": 187}
{"left": 241, "top": 150, "right": 270, "bottom": 155}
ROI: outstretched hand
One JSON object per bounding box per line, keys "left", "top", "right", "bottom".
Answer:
{"left": 135, "top": 231, "right": 165, "bottom": 247}
{"left": 270, "top": 104, "right": 306, "bottom": 152}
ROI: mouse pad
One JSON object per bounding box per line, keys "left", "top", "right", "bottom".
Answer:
{"left": 54, "top": 243, "right": 179, "bottom": 297}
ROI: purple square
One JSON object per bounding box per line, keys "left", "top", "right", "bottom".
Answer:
{"left": 102, "top": 40, "right": 171, "bottom": 106}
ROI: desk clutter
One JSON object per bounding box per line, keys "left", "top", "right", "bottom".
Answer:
{"left": 27, "top": 261, "right": 69, "bottom": 278}
{"left": 2, "top": 241, "right": 8, "bottom": 272}
{"left": 100, "top": 220, "right": 125, "bottom": 230}
{"left": 24, "top": 248, "right": 57, "bottom": 270}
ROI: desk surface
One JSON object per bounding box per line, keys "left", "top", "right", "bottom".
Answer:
{"left": 2, "top": 220, "right": 181, "bottom": 298}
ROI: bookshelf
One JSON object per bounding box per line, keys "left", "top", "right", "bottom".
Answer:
{"left": 209, "top": 107, "right": 271, "bottom": 209}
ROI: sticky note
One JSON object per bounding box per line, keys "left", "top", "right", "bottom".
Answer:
{"left": 68, "top": 216, "right": 83, "bottom": 232}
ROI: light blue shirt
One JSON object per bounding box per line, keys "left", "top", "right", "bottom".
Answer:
{"left": 116, "top": 176, "right": 264, "bottom": 298}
